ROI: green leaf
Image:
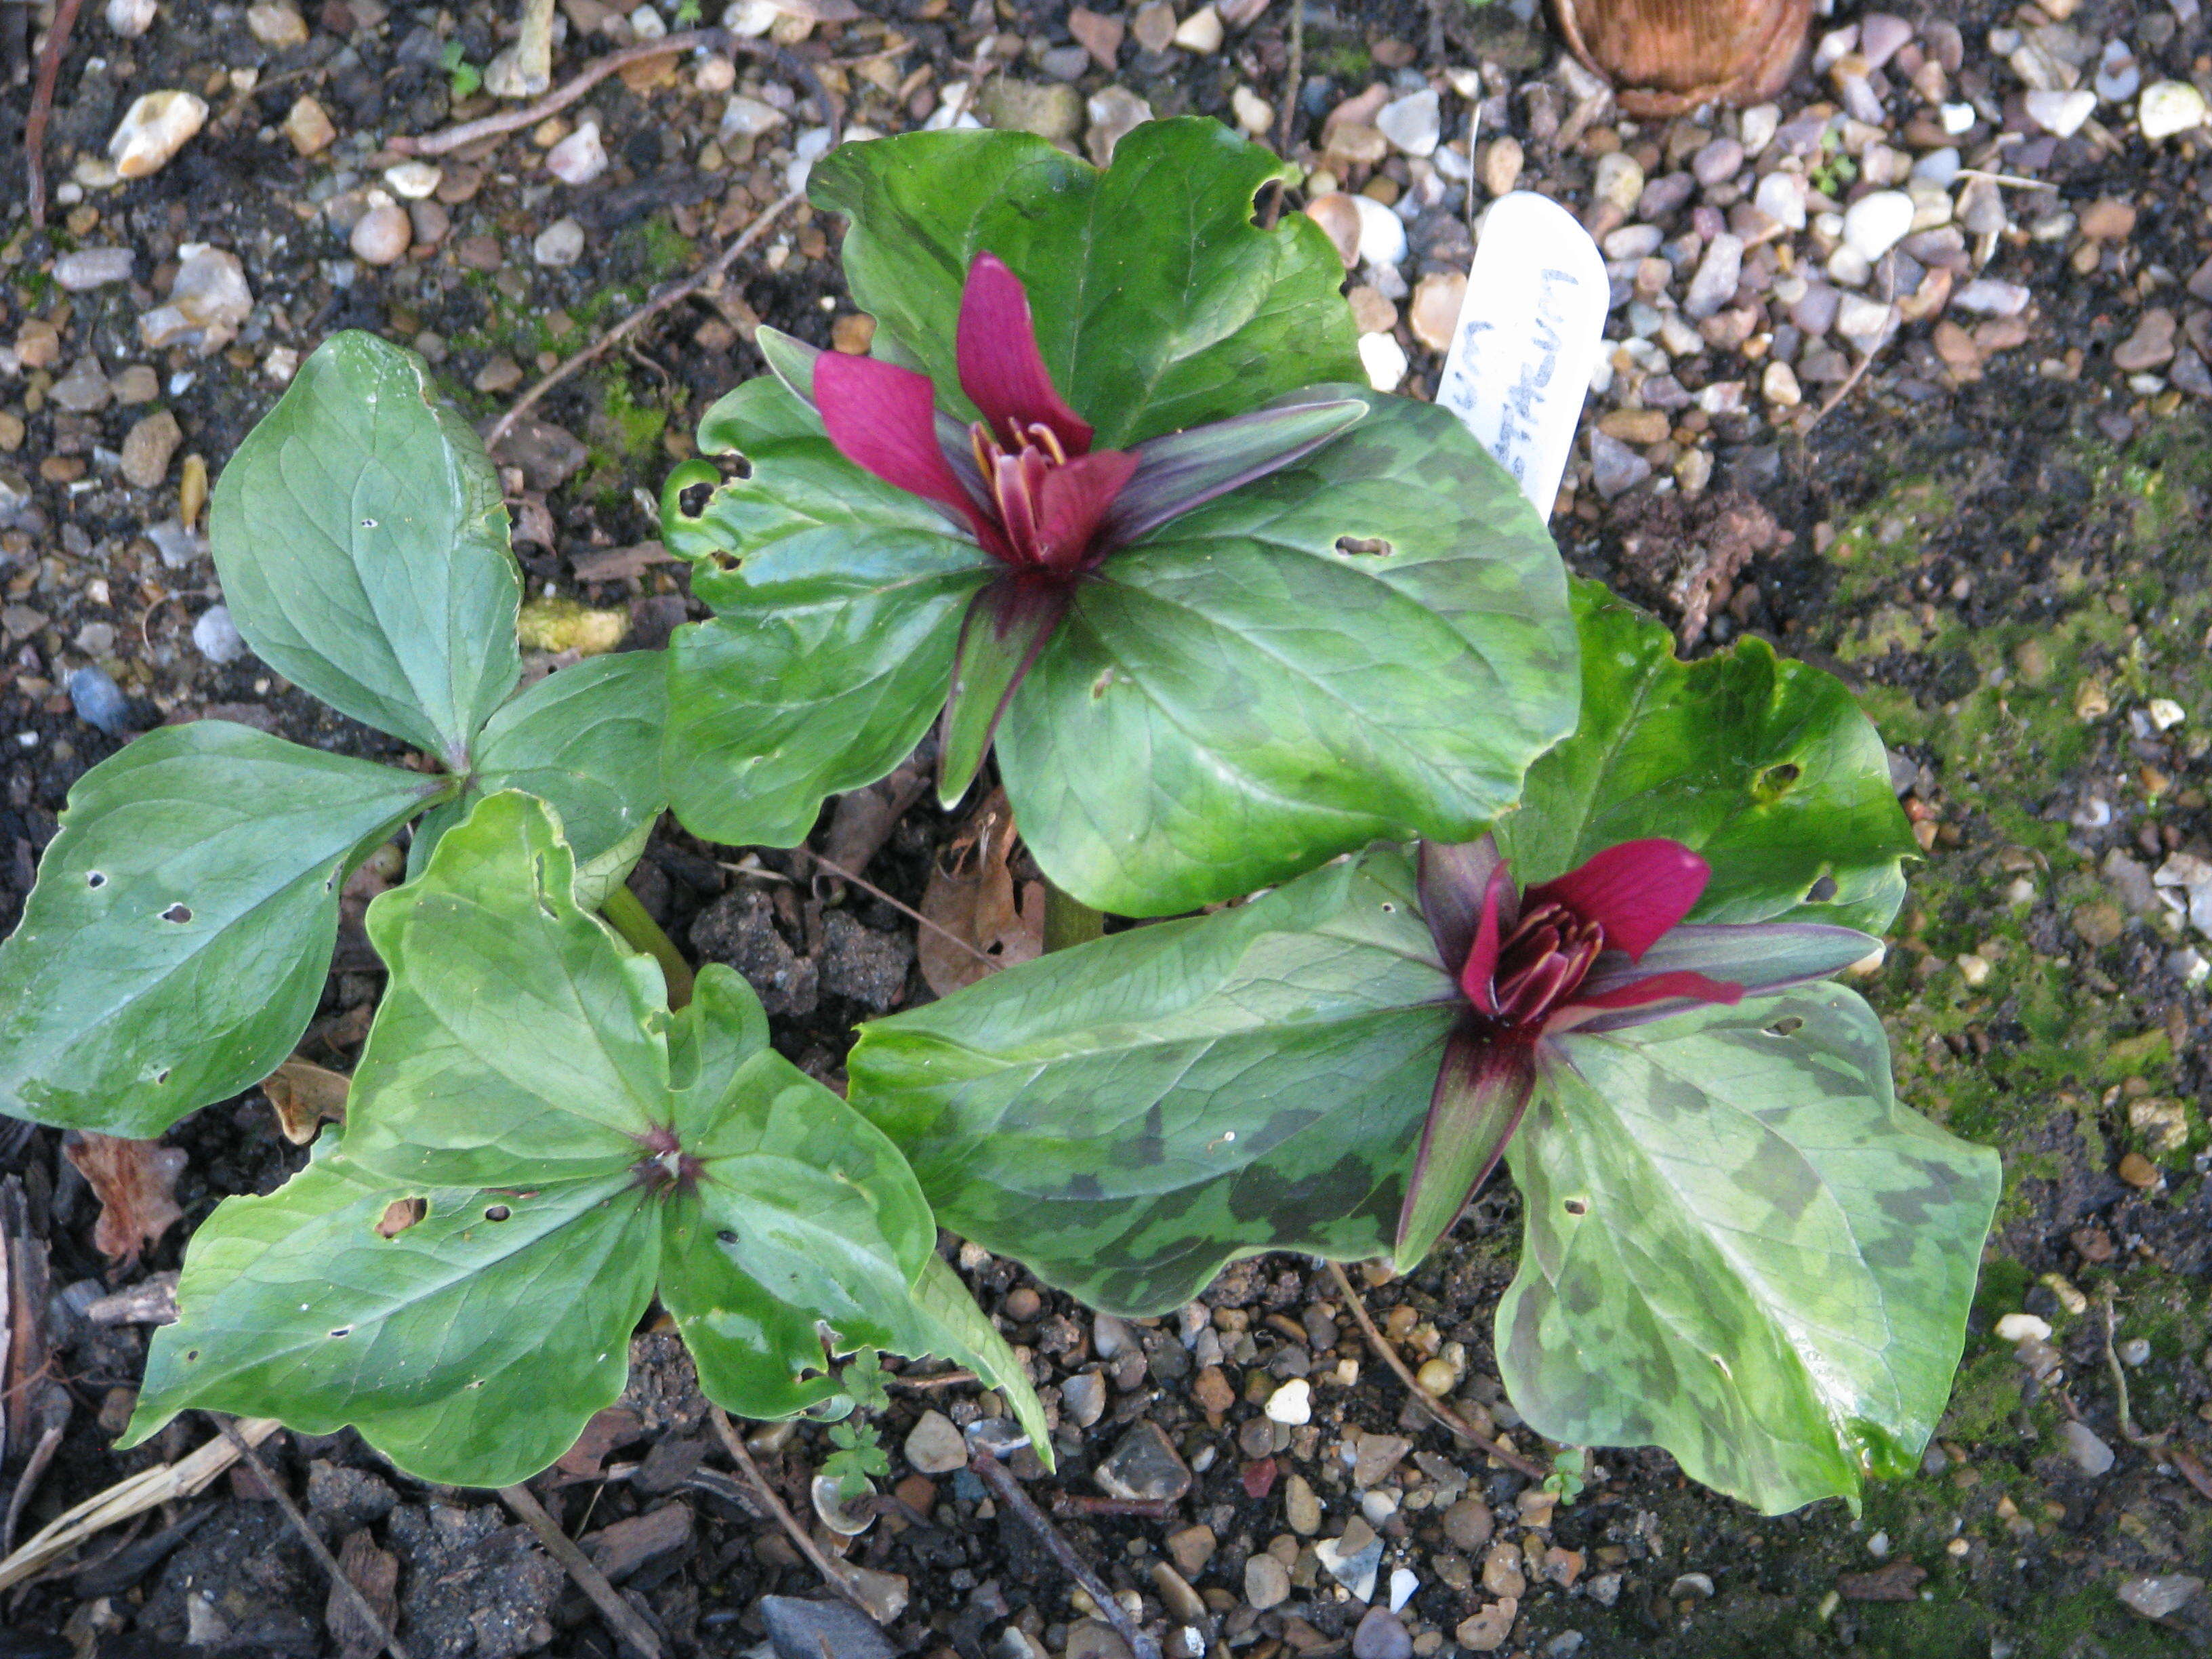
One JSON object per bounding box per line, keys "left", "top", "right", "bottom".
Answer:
{"left": 905, "top": 1252, "right": 1052, "bottom": 1458}
{"left": 997, "top": 394, "right": 1576, "bottom": 912}
{"left": 1500, "top": 986, "right": 2000, "bottom": 1515}
{"left": 848, "top": 849, "right": 1456, "bottom": 1315}
{"left": 209, "top": 331, "right": 521, "bottom": 769}
{"left": 125, "top": 1157, "right": 657, "bottom": 1490}
{"left": 407, "top": 651, "right": 670, "bottom": 884}
{"left": 810, "top": 119, "right": 1364, "bottom": 448}
{"left": 1495, "top": 581, "right": 1914, "bottom": 933}
{"left": 660, "top": 380, "right": 991, "bottom": 847}
{"left": 0, "top": 722, "right": 442, "bottom": 1136}
{"left": 128, "top": 794, "right": 1050, "bottom": 1483}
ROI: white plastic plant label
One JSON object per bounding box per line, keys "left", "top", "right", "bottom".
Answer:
{"left": 1434, "top": 190, "right": 1610, "bottom": 516}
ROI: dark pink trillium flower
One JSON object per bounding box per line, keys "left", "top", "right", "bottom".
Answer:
{"left": 753, "top": 251, "right": 1366, "bottom": 799}
{"left": 1395, "top": 834, "right": 1880, "bottom": 1264}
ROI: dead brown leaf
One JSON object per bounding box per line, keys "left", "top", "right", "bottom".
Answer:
{"left": 1836, "top": 1562, "right": 1927, "bottom": 1601}
{"left": 328, "top": 1528, "right": 400, "bottom": 1659}
{"left": 918, "top": 789, "right": 1044, "bottom": 997}
{"left": 262, "top": 1057, "right": 351, "bottom": 1145}
{"left": 62, "top": 1133, "right": 186, "bottom": 1264}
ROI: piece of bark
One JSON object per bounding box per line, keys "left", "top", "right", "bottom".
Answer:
{"left": 1553, "top": 0, "right": 1813, "bottom": 114}
{"left": 327, "top": 1528, "right": 401, "bottom": 1659}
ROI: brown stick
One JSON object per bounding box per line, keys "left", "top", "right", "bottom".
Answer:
{"left": 485, "top": 188, "right": 801, "bottom": 450}
{"left": 1275, "top": 0, "right": 1302, "bottom": 159}
{"left": 391, "top": 29, "right": 828, "bottom": 157}
{"left": 499, "top": 1481, "right": 663, "bottom": 1659}
{"left": 22, "top": 0, "right": 85, "bottom": 229}
{"left": 968, "top": 1450, "right": 1160, "bottom": 1659}
{"left": 218, "top": 1421, "right": 411, "bottom": 1659}
{"left": 708, "top": 1407, "right": 878, "bottom": 1622}
{"left": 1326, "top": 1261, "right": 1548, "bottom": 1479}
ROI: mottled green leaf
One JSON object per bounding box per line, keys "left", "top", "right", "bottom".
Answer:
{"left": 0, "top": 722, "right": 443, "bottom": 1136}
{"left": 810, "top": 119, "right": 1364, "bottom": 448}
{"left": 1495, "top": 581, "right": 1913, "bottom": 932}
{"left": 127, "top": 795, "right": 1048, "bottom": 1483}
{"left": 1500, "top": 986, "right": 2000, "bottom": 1514}
{"left": 997, "top": 394, "right": 1575, "bottom": 912}
{"left": 208, "top": 332, "right": 521, "bottom": 769}
{"left": 848, "top": 849, "right": 1455, "bottom": 1315}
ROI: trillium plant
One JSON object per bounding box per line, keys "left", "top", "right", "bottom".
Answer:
{"left": 0, "top": 115, "right": 2001, "bottom": 1513}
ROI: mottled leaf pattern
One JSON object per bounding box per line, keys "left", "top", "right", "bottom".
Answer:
{"left": 0, "top": 722, "right": 443, "bottom": 1136}
{"left": 1501, "top": 987, "right": 2000, "bottom": 1514}
{"left": 1496, "top": 581, "right": 1914, "bottom": 932}
{"left": 126, "top": 795, "right": 1048, "bottom": 1483}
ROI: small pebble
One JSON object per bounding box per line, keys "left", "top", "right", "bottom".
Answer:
{"left": 245, "top": 1, "right": 309, "bottom": 47}
{"left": 105, "top": 0, "right": 157, "bottom": 38}
{"left": 1350, "top": 194, "right": 1407, "bottom": 266}
{"left": 68, "top": 667, "right": 131, "bottom": 735}
{"left": 54, "top": 248, "right": 135, "bottom": 291}
{"left": 1170, "top": 5, "right": 1222, "bottom": 54}
{"left": 903, "top": 1410, "right": 967, "bottom": 1475}
{"left": 1376, "top": 89, "right": 1439, "bottom": 157}
{"left": 548, "top": 121, "right": 609, "bottom": 185}
{"left": 283, "top": 95, "right": 337, "bottom": 155}
{"left": 121, "top": 410, "right": 183, "bottom": 489}
{"left": 192, "top": 605, "right": 249, "bottom": 665}
{"left": 1352, "top": 1607, "right": 1411, "bottom": 1659}
{"left": 2140, "top": 80, "right": 2209, "bottom": 140}
{"left": 1263, "top": 1378, "right": 1312, "bottom": 1425}
{"left": 2116, "top": 1576, "right": 2204, "bottom": 1621}
{"left": 109, "top": 90, "right": 208, "bottom": 178}
{"left": 533, "top": 218, "right": 588, "bottom": 266}
{"left": 1060, "top": 1372, "right": 1106, "bottom": 1428}
{"left": 1244, "top": 1553, "right": 1290, "bottom": 1611}
{"left": 2024, "top": 88, "right": 2097, "bottom": 138}
{"left": 2059, "top": 1420, "right": 2114, "bottom": 1477}
{"left": 1841, "top": 190, "right": 1914, "bottom": 261}
{"left": 350, "top": 203, "right": 411, "bottom": 266}
{"left": 2117, "top": 1337, "right": 2151, "bottom": 1368}
{"left": 1358, "top": 333, "right": 1408, "bottom": 393}
{"left": 383, "top": 161, "right": 443, "bottom": 200}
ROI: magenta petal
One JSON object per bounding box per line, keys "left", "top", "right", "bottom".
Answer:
{"left": 1394, "top": 1029, "right": 1535, "bottom": 1269}
{"left": 815, "top": 350, "right": 998, "bottom": 543}
{"left": 957, "top": 252, "right": 1094, "bottom": 455}
{"left": 1029, "top": 449, "right": 1139, "bottom": 571}
{"left": 1528, "top": 838, "right": 1710, "bottom": 961}
{"left": 1457, "top": 863, "right": 1513, "bottom": 1016}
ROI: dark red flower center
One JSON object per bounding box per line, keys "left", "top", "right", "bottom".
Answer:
{"left": 1484, "top": 899, "right": 1603, "bottom": 1029}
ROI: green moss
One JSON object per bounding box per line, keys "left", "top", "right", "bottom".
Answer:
{"left": 622, "top": 215, "right": 698, "bottom": 281}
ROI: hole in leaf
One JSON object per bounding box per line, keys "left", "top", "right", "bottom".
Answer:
{"left": 1563, "top": 1197, "right": 1589, "bottom": 1216}
{"left": 467, "top": 1378, "right": 487, "bottom": 1389}
{"left": 185, "top": 1349, "right": 199, "bottom": 1361}
{"left": 484, "top": 1204, "right": 511, "bottom": 1222}
{"left": 716, "top": 1228, "right": 739, "bottom": 1244}
{"left": 377, "top": 1197, "right": 428, "bottom": 1237}
{"left": 708, "top": 550, "right": 743, "bottom": 573}
{"left": 1753, "top": 762, "right": 1802, "bottom": 804}
{"left": 152, "top": 1067, "right": 171, "bottom": 1085}
{"left": 1250, "top": 180, "right": 1282, "bottom": 226}
{"left": 160, "top": 903, "right": 192, "bottom": 923}
{"left": 1334, "top": 535, "right": 1393, "bottom": 558}
{"left": 714, "top": 451, "right": 753, "bottom": 484}
{"left": 1380, "top": 902, "right": 1395, "bottom": 914}
{"left": 1766, "top": 1015, "right": 1804, "bottom": 1038}
{"left": 679, "top": 480, "right": 716, "bottom": 517}
{"left": 1805, "top": 874, "right": 1839, "bottom": 903}
{"left": 86, "top": 871, "right": 106, "bottom": 888}
{"left": 329, "top": 1326, "right": 353, "bottom": 1338}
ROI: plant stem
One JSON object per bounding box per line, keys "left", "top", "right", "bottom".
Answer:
{"left": 600, "top": 883, "right": 695, "bottom": 1008}
{"left": 1040, "top": 880, "right": 1104, "bottom": 954}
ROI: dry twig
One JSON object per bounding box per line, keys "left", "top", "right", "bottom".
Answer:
{"left": 21, "top": 0, "right": 85, "bottom": 229}
{"left": 485, "top": 188, "right": 802, "bottom": 450}
{"left": 499, "top": 1481, "right": 663, "bottom": 1659}
{"left": 218, "top": 1420, "right": 410, "bottom": 1659}
{"left": 968, "top": 1450, "right": 1161, "bottom": 1659}
{"left": 708, "top": 1406, "right": 878, "bottom": 1622}
{"left": 1326, "top": 1261, "right": 1547, "bottom": 1479}
{"left": 2100, "top": 1289, "right": 2160, "bottom": 1448}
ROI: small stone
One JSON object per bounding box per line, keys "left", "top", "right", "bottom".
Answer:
{"left": 1264, "top": 1378, "right": 1312, "bottom": 1425}
{"left": 1952, "top": 279, "right": 2030, "bottom": 316}
{"left": 1353, "top": 1608, "right": 1412, "bottom": 1659}
{"left": 191, "top": 603, "right": 250, "bottom": 665}
{"left": 1244, "top": 1553, "right": 1291, "bottom": 1610}
{"left": 534, "top": 218, "right": 587, "bottom": 266}
{"left": 2059, "top": 1420, "right": 2114, "bottom": 1476}
{"left": 903, "top": 1410, "right": 967, "bottom": 1475}
{"left": 1353, "top": 1433, "right": 1409, "bottom": 1490}
{"left": 350, "top": 203, "right": 411, "bottom": 266}
{"left": 1095, "top": 1421, "right": 1190, "bottom": 1503}
{"left": 1091, "top": 1313, "right": 1134, "bottom": 1358}
{"left": 1348, "top": 285, "right": 1397, "bottom": 335}
{"left": 720, "top": 94, "right": 785, "bottom": 139}
{"left": 1683, "top": 232, "right": 1743, "bottom": 320}
{"left": 49, "top": 357, "right": 113, "bottom": 413}
{"left": 247, "top": 1, "right": 309, "bottom": 46}
{"left": 0, "top": 413, "right": 22, "bottom": 453}
{"left": 1084, "top": 87, "right": 1152, "bottom": 166}
{"left": 1591, "top": 152, "right": 1645, "bottom": 218}
{"left": 109, "top": 90, "right": 209, "bottom": 178}
{"left": 2072, "top": 902, "right": 2124, "bottom": 947}
{"left": 1357, "top": 333, "right": 1408, "bottom": 394}
{"left": 2025, "top": 88, "right": 2097, "bottom": 137}
{"left": 1061, "top": 1371, "right": 1107, "bottom": 1427}
{"left": 1455, "top": 1600, "right": 1518, "bottom": 1653}
{"left": 68, "top": 667, "right": 132, "bottom": 735}
{"left": 1284, "top": 1473, "right": 1322, "bottom": 1535}
{"left": 1589, "top": 430, "right": 1651, "bottom": 499}
{"left": 140, "top": 245, "right": 254, "bottom": 356}
{"left": 283, "top": 95, "right": 337, "bottom": 155}
{"left": 2117, "top": 1151, "right": 2159, "bottom": 1190}
{"left": 1691, "top": 136, "right": 1744, "bottom": 186}
{"left": 759, "top": 1596, "right": 897, "bottom": 1659}
{"left": 121, "top": 409, "right": 183, "bottom": 489}
{"left": 1754, "top": 170, "right": 1806, "bottom": 229}
{"left": 1763, "top": 361, "right": 1803, "bottom": 407}
{"left": 2117, "top": 1576, "right": 2203, "bottom": 1620}
{"left": 2078, "top": 198, "right": 2137, "bottom": 242}
{"left": 106, "top": 0, "right": 157, "bottom": 38}
{"left": 1170, "top": 4, "right": 1221, "bottom": 53}
{"left": 2128, "top": 1096, "right": 2190, "bottom": 1155}
{"left": 1067, "top": 7, "right": 1124, "bottom": 68}
{"left": 1376, "top": 89, "right": 1439, "bottom": 157}
{"left": 1130, "top": 1, "right": 1176, "bottom": 54}
{"left": 2116, "top": 1336, "right": 2152, "bottom": 1367}
{"left": 1444, "top": 1496, "right": 1494, "bottom": 1551}
{"left": 548, "top": 121, "right": 609, "bottom": 184}
{"left": 1842, "top": 190, "right": 1914, "bottom": 261}
{"left": 1303, "top": 193, "right": 1362, "bottom": 268}
{"left": 1668, "top": 1572, "right": 1716, "bottom": 1599}
{"left": 1837, "top": 293, "right": 1897, "bottom": 352}
{"left": 1317, "top": 1517, "right": 1382, "bottom": 1601}
{"left": 54, "top": 248, "right": 135, "bottom": 291}
{"left": 1481, "top": 136, "right": 1524, "bottom": 196}
{"left": 1230, "top": 85, "right": 1273, "bottom": 136}
{"left": 1483, "top": 1540, "right": 1528, "bottom": 1599}
{"left": 2113, "top": 309, "right": 2177, "bottom": 373}
{"left": 1409, "top": 271, "right": 1465, "bottom": 352}
{"left": 2140, "top": 80, "right": 2209, "bottom": 141}
{"left": 1165, "top": 1523, "right": 1214, "bottom": 1579}
{"left": 978, "top": 79, "right": 1084, "bottom": 143}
